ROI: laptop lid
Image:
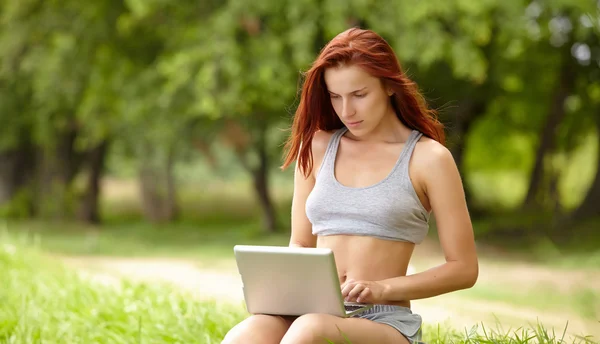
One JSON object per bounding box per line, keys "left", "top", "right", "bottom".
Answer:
{"left": 233, "top": 245, "right": 348, "bottom": 317}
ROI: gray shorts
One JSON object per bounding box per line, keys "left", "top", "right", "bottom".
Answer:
{"left": 351, "top": 304, "right": 423, "bottom": 343}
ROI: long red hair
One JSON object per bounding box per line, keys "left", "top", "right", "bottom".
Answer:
{"left": 281, "top": 28, "right": 445, "bottom": 176}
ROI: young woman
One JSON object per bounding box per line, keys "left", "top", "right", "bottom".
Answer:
{"left": 222, "top": 27, "right": 478, "bottom": 344}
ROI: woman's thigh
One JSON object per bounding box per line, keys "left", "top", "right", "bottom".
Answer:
{"left": 221, "top": 314, "right": 295, "bottom": 344}
{"left": 280, "top": 313, "right": 410, "bottom": 344}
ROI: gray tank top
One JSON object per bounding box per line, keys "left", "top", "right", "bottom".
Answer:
{"left": 305, "top": 127, "right": 430, "bottom": 244}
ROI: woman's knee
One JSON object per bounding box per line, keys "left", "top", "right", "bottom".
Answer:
{"left": 221, "top": 314, "right": 291, "bottom": 344}
{"left": 281, "top": 314, "right": 335, "bottom": 344}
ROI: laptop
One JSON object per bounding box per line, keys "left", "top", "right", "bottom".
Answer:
{"left": 233, "top": 245, "right": 373, "bottom": 317}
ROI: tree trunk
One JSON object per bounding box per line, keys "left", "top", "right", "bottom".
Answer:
{"left": 35, "top": 126, "right": 83, "bottom": 219}
{"left": 78, "top": 140, "right": 109, "bottom": 224}
{"left": 165, "top": 147, "right": 178, "bottom": 221}
{"left": 252, "top": 132, "right": 277, "bottom": 233}
{"left": 139, "top": 143, "right": 178, "bottom": 223}
{"left": 523, "top": 119, "right": 562, "bottom": 209}
{"left": 523, "top": 50, "right": 576, "bottom": 209}
{"left": 0, "top": 140, "right": 37, "bottom": 215}
{"left": 0, "top": 150, "right": 30, "bottom": 204}
{"left": 223, "top": 119, "right": 278, "bottom": 233}
{"left": 448, "top": 99, "right": 486, "bottom": 214}
{"left": 571, "top": 121, "right": 600, "bottom": 219}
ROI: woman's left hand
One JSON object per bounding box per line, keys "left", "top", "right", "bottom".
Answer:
{"left": 340, "top": 279, "right": 388, "bottom": 304}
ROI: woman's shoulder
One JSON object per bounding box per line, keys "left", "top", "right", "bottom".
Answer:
{"left": 311, "top": 129, "right": 337, "bottom": 152}
{"left": 308, "top": 129, "right": 339, "bottom": 175}
{"left": 412, "top": 135, "right": 458, "bottom": 176}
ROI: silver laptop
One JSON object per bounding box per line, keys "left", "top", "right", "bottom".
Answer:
{"left": 233, "top": 245, "right": 372, "bottom": 317}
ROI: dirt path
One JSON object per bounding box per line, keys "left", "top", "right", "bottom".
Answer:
{"left": 61, "top": 256, "right": 245, "bottom": 302}
{"left": 58, "top": 253, "right": 600, "bottom": 342}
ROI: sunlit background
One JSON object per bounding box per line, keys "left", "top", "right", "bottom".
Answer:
{"left": 1, "top": 0, "right": 599, "bottom": 343}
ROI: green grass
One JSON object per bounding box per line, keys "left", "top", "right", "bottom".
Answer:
{"left": 0, "top": 238, "right": 246, "bottom": 343}
{"left": 420, "top": 323, "right": 598, "bottom": 344}
{"left": 1, "top": 237, "right": 598, "bottom": 344}
{"left": 460, "top": 283, "right": 600, "bottom": 321}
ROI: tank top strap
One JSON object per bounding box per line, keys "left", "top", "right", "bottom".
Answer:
{"left": 316, "top": 127, "right": 348, "bottom": 179}
{"left": 396, "top": 130, "right": 423, "bottom": 177}
{"left": 404, "top": 130, "right": 423, "bottom": 159}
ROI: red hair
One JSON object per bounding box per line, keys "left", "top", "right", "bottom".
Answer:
{"left": 281, "top": 28, "right": 445, "bottom": 176}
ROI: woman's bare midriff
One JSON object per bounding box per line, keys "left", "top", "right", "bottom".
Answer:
{"left": 316, "top": 234, "right": 414, "bottom": 309}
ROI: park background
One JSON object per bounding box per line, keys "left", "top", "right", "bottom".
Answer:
{"left": 0, "top": 0, "right": 599, "bottom": 343}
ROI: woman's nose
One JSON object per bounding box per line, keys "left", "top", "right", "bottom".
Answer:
{"left": 341, "top": 99, "right": 355, "bottom": 118}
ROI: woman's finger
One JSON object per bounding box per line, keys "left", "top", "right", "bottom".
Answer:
{"left": 356, "top": 287, "right": 371, "bottom": 303}
{"left": 340, "top": 279, "right": 356, "bottom": 297}
{"left": 347, "top": 284, "right": 365, "bottom": 300}
{"left": 341, "top": 283, "right": 353, "bottom": 297}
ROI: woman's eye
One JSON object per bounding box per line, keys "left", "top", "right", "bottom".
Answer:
{"left": 355, "top": 93, "right": 366, "bottom": 98}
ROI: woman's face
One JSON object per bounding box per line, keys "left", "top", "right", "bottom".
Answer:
{"left": 324, "top": 64, "right": 394, "bottom": 136}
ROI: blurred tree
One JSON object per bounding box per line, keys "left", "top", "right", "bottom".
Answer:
{"left": 168, "top": 0, "right": 326, "bottom": 232}
{"left": 570, "top": 24, "right": 600, "bottom": 220}
{"left": 0, "top": 0, "right": 598, "bottom": 237}
{"left": 110, "top": 0, "right": 225, "bottom": 223}
{"left": 0, "top": 0, "right": 127, "bottom": 221}
{"left": 521, "top": 1, "right": 598, "bottom": 212}
{"left": 572, "top": 116, "right": 600, "bottom": 220}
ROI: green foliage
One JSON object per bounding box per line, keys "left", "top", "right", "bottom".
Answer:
{"left": 0, "top": 187, "right": 33, "bottom": 218}
{"left": 0, "top": 0, "right": 599, "bottom": 228}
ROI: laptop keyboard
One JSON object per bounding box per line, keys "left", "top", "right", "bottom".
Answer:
{"left": 344, "top": 304, "right": 365, "bottom": 312}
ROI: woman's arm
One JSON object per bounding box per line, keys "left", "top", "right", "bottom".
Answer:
{"left": 288, "top": 131, "right": 331, "bottom": 248}
{"left": 379, "top": 144, "right": 479, "bottom": 301}
{"left": 288, "top": 162, "right": 317, "bottom": 248}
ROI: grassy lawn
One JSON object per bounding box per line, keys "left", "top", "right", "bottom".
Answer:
{"left": 459, "top": 282, "right": 600, "bottom": 321}
{"left": 2, "top": 237, "right": 598, "bottom": 344}
{"left": 0, "top": 239, "right": 245, "bottom": 344}
{"left": 2, "top": 197, "right": 600, "bottom": 332}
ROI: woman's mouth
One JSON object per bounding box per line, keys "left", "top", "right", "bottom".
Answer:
{"left": 346, "top": 121, "right": 363, "bottom": 128}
